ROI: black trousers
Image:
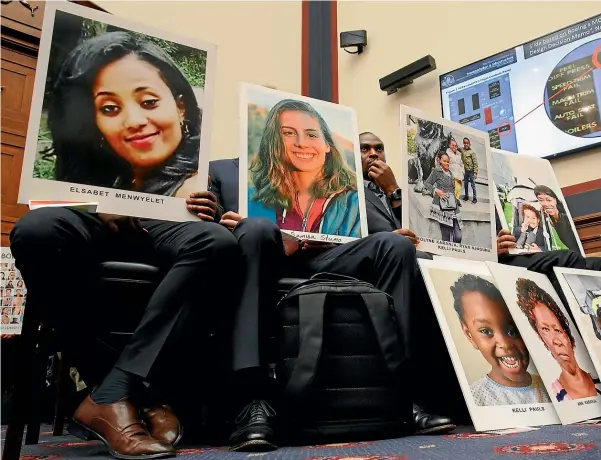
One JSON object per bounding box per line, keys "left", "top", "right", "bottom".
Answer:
{"left": 586, "top": 257, "right": 601, "bottom": 271}
{"left": 231, "top": 219, "right": 428, "bottom": 368}
{"left": 10, "top": 207, "right": 240, "bottom": 384}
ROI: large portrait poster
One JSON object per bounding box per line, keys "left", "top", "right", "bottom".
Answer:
{"left": 18, "top": 2, "right": 217, "bottom": 221}
{"left": 488, "top": 263, "right": 601, "bottom": 425}
{"left": 555, "top": 267, "right": 601, "bottom": 384}
{"left": 419, "top": 258, "right": 559, "bottom": 431}
{"left": 400, "top": 106, "right": 497, "bottom": 261}
{"left": 239, "top": 83, "right": 368, "bottom": 244}
{"left": 1, "top": 248, "right": 27, "bottom": 335}
{"left": 492, "top": 149, "right": 584, "bottom": 256}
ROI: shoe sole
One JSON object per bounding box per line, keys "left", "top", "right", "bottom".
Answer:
{"left": 71, "top": 419, "right": 176, "bottom": 459}
{"left": 172, "top": 427, "right": 183, "bottom": 448}
{"left": 416, "top": 423, "right": 457, "bottom": 435}
{"left": 229, "top": 439, "right": 278, "bottom": 452}
{"left": 71, "top": 417, "right": 183, "bottom": 448}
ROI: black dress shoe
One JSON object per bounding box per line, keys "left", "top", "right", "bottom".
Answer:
{"left": 229, "top": 400, "right": 277, "bottom": 452}
{"left": 412, "top": 404, "right": 456, "bottom": 435}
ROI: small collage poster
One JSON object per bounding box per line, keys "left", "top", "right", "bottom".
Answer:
{"left": 1, "top": 247, "right": 26, "bottom": 335}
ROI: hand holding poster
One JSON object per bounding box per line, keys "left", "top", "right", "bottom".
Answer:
{"left": 491, "top": 149, "right": 584, "bottom": 255}
{"left": 18, "top": 2, "right": 217, "bottom": 221}
{"left": 400, "top": 106, "right": 497, "bottom": 261}
{"left": 238, "top": 83, "right": 368, "bottom": 244}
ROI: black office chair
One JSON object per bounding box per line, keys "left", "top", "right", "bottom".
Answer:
{"left": 2, "top": 260, "right": 306, "bottom": 460}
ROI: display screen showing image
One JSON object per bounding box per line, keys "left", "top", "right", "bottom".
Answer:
{"left": 440, "top": 15, "right": 601, "bottom": 158}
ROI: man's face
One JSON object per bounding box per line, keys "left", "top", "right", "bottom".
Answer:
{"left": 360, "top": 133, "right": 385, "bottom": 178}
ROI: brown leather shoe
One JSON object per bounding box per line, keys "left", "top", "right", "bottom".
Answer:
{"left": 142, "top": 406, "right": 182, "bottom": 446}
{"left": 73, "top": 396, "right": 175, "bottom": 459}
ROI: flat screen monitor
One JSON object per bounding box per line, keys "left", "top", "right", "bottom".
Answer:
{"left": 439, "top": 14, "right": 601, "bottom": 159}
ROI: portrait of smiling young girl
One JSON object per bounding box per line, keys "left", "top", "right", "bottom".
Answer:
{"left": 246, "top": 94, "right": 363, "bottom": 238}
{"left": 451, "top": 274, "right": 550, "bottom": 406}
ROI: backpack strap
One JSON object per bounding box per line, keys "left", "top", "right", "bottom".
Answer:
{"left": 360, "top": 292, "right": 405, "bottom": 375}
{"left": 285, "top": 292, "right": 327, "bottom": 397}
{"left": 285, "top": 289, "right": 405, "bottom": 398}
{"left": 310, "top": 273, "right": 358, "bottom": 282}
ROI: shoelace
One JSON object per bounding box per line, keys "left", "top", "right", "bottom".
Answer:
{"left": 235, "top": 400, "right": 276, "bottom": 424}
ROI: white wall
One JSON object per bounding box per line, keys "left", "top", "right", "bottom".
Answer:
{"left": 97, "top": 0, "right": 302, "bottom": 161}
{"left": 338, "top": 1, "right": 601, "bottom": 187}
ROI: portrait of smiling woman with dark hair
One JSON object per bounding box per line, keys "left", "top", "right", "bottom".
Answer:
{"left": 45, "top": 30, "right": 202, "bottom": 197}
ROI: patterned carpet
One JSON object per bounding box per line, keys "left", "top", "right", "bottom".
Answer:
{"left": 3, "top": 423, "right": 601, "bottom": 460}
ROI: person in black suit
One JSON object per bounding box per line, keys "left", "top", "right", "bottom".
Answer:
{"left": 209, "top": 155, "right": 456, "bottom": 452}
{"left": 10, "top": 187, "right": 239, "bottom": 459}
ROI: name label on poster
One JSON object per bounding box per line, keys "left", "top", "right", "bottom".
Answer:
{"left": 69, "top": 187, "right": 165, "bottom": 204}
{"left": 285, "top": 231, "right": 344, "bottom": 244}
{"left": 418, "top": 237, "right": 493, "bottom": 254}
{"left": 578, "top": 399, "right": 597, "bottom": 406}
{"left": 512, "top": 405, "right": 545, "bottom": 414}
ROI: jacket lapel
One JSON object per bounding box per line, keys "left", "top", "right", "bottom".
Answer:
{"left": 365, "top": 188, "right": 397, "bottom": 227}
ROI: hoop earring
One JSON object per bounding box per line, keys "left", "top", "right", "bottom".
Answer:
{"left": 180, "top": 120, "right": 190, "bottom": 136}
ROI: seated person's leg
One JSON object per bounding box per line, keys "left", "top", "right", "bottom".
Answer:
{"left": 10, "top": 208, "right": 113, "bottom": 385}
{"left": 72, "top": 219, "right": 240, "bottom": 458}
{"left": 228, "top": 218, "right": 284, "bottom": 452}
{"left": 586, "top": 257, "right": 601, "bottom": 271}
{"left": 293, "top": 233, "right": 455, "bottom": 434}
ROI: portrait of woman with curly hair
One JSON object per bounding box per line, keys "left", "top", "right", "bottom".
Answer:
{"left": 516, "top": 278, "right": 600, "bottom": 402}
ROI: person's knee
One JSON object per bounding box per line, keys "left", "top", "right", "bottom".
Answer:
{"left": 233, "top": 218, "right": 280, "bottom": 244}
{"left": 179, "top": 221, "right": 239, "bottom": 259}
{"left": 563, "top": 250, "right": 586, "bottom": 269}
{"left": 11, "top": 208, "right": 75, "bottom": 255}
{"left": 371, "top": 232, "right": 416, "bottom": 261}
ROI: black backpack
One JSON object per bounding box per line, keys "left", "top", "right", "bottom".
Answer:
{"left": 276, "top": 273, "right": 412, "bottom": 444}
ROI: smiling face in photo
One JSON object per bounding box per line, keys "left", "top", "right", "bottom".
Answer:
{"left": 279, "top": 110, "right": 329, "bottom": 173}
{"left": 460, "top": 292, "right": 531, "bottom": 387}
{"left": 533, "top": 302, "right": 577, "bottom": 373}
{"left": 93, "top": 55, "right": 185, "bottom": 170}
{"left": 523, "top": 208, "right": 540, "bottom": 228}
{"left": 536, "top": 193, "right": 559, "bottom": 219}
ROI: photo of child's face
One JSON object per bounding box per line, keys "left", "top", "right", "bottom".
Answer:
{"left": 460, "top": 291, "right": 531, "bottom": 387}
{"left": 523, "top": 208, "right": 539, "bottom": 228}
{"left": 532, "top": 302, "right": 577, "bottom": 373}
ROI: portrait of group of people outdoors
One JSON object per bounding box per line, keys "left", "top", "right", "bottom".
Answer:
{"left": 5, "top": 3, "right": 601, "bottom": 459}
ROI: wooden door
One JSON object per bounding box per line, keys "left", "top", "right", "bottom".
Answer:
{"left": 1, "top": 47, "right": 37, "bottom": 246}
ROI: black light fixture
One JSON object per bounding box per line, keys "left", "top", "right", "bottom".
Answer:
{"left": 340, "top": 30, "right": 367, "bottom": 55}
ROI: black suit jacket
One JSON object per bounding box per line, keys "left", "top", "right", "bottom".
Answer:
{"left": 208, "top": 157, "right": 401, "bottom": 234}
{"left": 209, "top": 158, "right": 240, "bottom": 215}
{"left": 364, "top": 188, "right": 401, "bottom": 234}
